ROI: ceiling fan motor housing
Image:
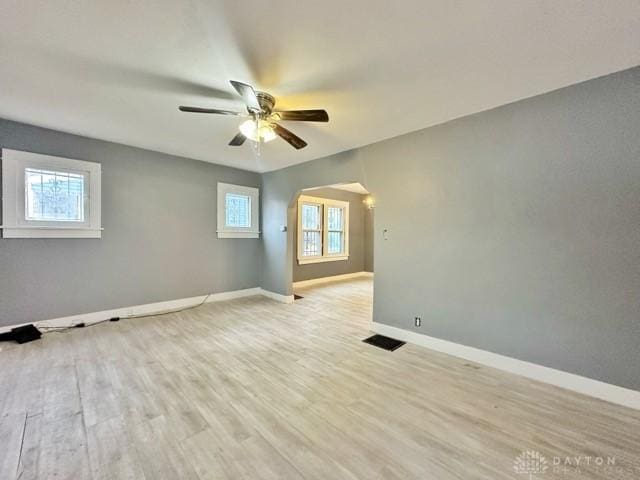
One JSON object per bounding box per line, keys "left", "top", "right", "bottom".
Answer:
{"left": 256, "top": 91, "right": 275, "bottom": 114}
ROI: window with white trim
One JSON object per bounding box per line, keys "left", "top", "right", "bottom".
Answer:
{"left": 217, "top": 182, "right": 260, "bottom": 238}
{"left": 1, "top": 149, "right": 102, "bottom": 238}
{"left": 297, "top": 195, "right": 349, "bottom": 264}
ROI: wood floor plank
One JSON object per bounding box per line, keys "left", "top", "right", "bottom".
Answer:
{"left": 85, "top": 414, "right": 146, "bottom": 480}
{"left": 0, "top": 413, "right": 26, "bottom": 480}
{"left": 17, "top": 411, "right": 91, "bottom": 480}
{"left": 1, "top": 277, "right": 639, "bottom": 479}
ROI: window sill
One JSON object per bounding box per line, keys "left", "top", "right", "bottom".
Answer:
{"left": 217, "top": 231, "right": 260, "bottom": 239}
{"left": 0, "top": 226, "right": 103, "bottom": 239}
{"left": 298, "top": 255, "right": 349, "bottom": 265}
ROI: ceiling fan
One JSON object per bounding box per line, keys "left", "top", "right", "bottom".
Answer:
{"left": 178, "top": 80, "right": 329, "bottom": 150}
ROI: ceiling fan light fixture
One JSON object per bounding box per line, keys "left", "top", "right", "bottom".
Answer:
{"left": 239, "top": 119, "right": 276, "bottom": 143}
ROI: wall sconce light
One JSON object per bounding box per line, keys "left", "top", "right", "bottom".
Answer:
{"left": 363, "top": 195, "right": 375, "bottom": 209}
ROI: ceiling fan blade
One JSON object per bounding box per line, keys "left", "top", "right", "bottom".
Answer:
{"left": 228, "top": 132, "right": 247, "bottom": 146}
{"left": 179, "top": 106, "right": 241, "bottom": 115}
{"left": 272, "top": 124, "right": 308, "bottom": 150}
{"left": 274, "top": 109, "right": 329, "bottom": 122}
{"left": 229, "top": 80, "right": 261, "bottom": 112}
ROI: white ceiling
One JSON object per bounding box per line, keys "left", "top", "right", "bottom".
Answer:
{"left": 1, "top": 1, "right": 639, "bottom": 173}
{"left": 324, "top": 183, "right": 370, "bottom": 195}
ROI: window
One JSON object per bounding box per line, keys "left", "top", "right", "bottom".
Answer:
{"left": 301, "top": 202, "right": 322, "bottom": 256}
{"left": 217, "top": 182, "right": 259, "bottom": 238}
{"left": 1, "top": 149, "right": 102, "bottom": 238}
{"left": 327, "top": 206, "right": 345, "bottom": 254}
{"left": 25, "top": 168, "right": 86, "bottom": 222}
{"left": 297, "top": 195, "right": 349, "bottom": 264}
{"left": 225, "top": 193, "right": 251, "bottom": 228}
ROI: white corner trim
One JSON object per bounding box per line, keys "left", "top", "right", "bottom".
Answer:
{"left": 259, "top": 289, "right": 295, "bottom": 304}
{"left": 371, "top": 322, "right": 640, "bottom": 411}
{"left": 293, "top": 271, "right": 373, "bottom": 288}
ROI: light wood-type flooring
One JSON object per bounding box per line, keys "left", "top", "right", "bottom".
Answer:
{"left": 1, "top": 277, "right": 639, "bottom": 479}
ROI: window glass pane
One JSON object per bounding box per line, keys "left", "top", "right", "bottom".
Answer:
{"left": 327, "top": 207, "right": 344, "bottom": 231}
{"left": 303, "top": 231, "right": 322, "bottom": 256}
{"left": 302, "top": 204, "right": 321, "bottom": 229}
{"left": 225, "top": 193, "right": 251, "bottom": 227}
{"left": 25, "top": 168, "right": 85, "bottom": 222}
{"left": 328, "top": 231, "right": 344, "bottom": 254}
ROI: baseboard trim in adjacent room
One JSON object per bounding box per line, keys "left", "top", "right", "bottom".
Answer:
{"left": 371, "top": 322, "right": 640, "bottom": 411}
{"left": 293, "top": 271, "right": 373, "bottom": 288}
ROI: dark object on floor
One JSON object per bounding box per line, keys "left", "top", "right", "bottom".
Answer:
{"left": 362, "top": 334, "right": 405, "bottom": 351}
{"left": 0, "top": 324, "right": 42, "bottom": 344}
{"left": 294, "top": 294, "right": 303, "bottom": 300}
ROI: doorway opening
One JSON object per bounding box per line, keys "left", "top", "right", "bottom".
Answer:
{"left": 289, "top": 182, "right": 374, "bottom": 318}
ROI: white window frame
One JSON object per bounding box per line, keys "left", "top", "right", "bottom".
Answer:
{"left": 297, "top": 195, "right": 349, "bottom": 264}
{"left": 298, "top": 198, "right": 324, "bottom": 261}
{"left": 1, "top": 149, "right": 102, "bottom": 239}
{"left": 217, "top": 182, "right": 260, "bottom": 238}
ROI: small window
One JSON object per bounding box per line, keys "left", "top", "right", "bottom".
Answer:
{"left": 297, "top": 195, "right": 349, "bottom": 264}
{"left": 25, "top": 168, "right": 87, "bottom": 222}
{"left": 217, "top": 182, "right": 259, "bottom": 238}
{"left": 301, "top": 202, "right": 323, "bottom": 257}
{"left": 327, "top": 206, "right": 345, "bottom": 254}
{"left": 225, "top": 193, "right": 251, "bottom": 228}
{"left": 1, "top": 149, "right": 102, "bottom": 238}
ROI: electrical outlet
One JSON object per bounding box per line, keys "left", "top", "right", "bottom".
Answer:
{"left": 414, "top": 317, "right": 421, "bottom": 327}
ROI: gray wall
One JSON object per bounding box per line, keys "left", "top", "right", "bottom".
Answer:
{"left": 0, "top": 118, "right": 261, "bottom": 327}
{"left": 292, "top": 187, "right": 367, "bottom": 282}
{"left": 261, "top": 66, "right": 640, "bottom": 390}
{"left": 364, "top": 207, "right": 374, "bottom": 272}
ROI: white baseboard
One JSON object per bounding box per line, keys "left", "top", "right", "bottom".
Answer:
{"left": 0, "top": 287, "right": 280, "bottom": 333}
{"left": 260, "top": 289, "right": 295, "bottom": 304}
{"left": 371, "top": 322, "right": 640, "bottom": 411}
{"left": 293, "top": 271, "right": 373, "bottom": 288}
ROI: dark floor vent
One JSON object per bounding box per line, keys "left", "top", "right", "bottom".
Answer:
{"left": 362, "top": 334, "right": 405, "bottom": 352}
